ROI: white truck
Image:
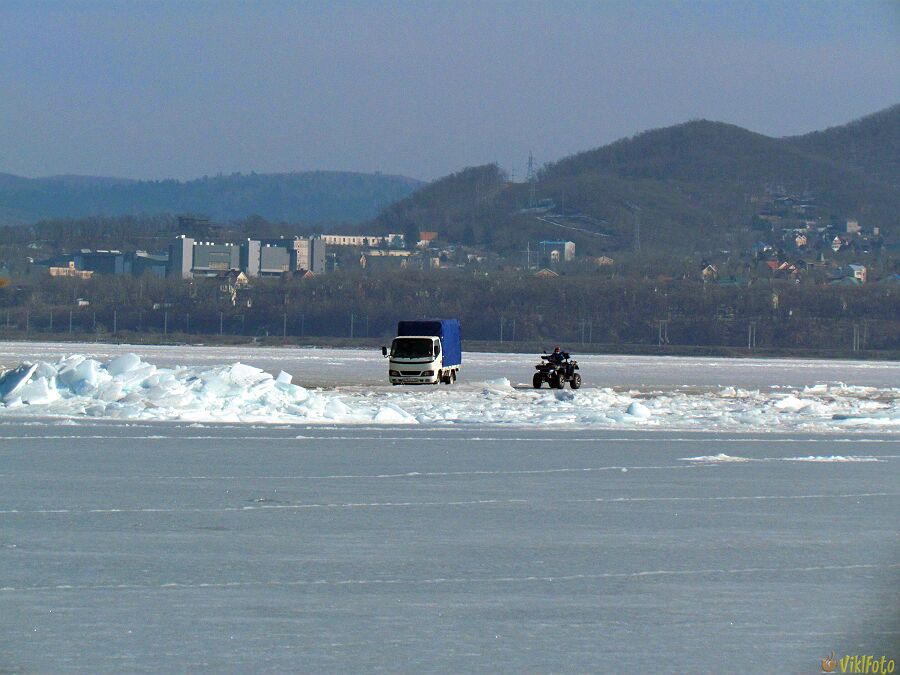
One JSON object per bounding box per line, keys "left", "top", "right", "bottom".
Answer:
{"left": 381, "top": 319, "right": 462, "bottom": 385}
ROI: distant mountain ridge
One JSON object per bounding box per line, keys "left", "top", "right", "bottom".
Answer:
{"left": 373, "top": 104, "right": 899, "bottom": 254}
{"left": 0, "top": 171, "right": 424, "bottom": 226}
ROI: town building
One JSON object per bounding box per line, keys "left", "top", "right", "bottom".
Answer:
{"left": 169, "top": 235, "right": 326, "bottom": 278}
{"left": 360, "top": 251, "right": 411, "bottom": 270}
{"left": 130, "top": 251, "right": 169, "bottom": 278}
{"left": 538, "top": 240, "right": 575, "bottom": 265}
{"left": 417, "top": 231, "right": 439, "bottom": 247}
{"left": 320, "top": 233, "right": 404, "bottom": 248}
{"left": 74, "top": 250, "right": 127, "bottom": 275}
{"left": 168, "top": 237, "right": 240, "bottom": 278}
{"left": 191, "top": 241, "right": 242, "bottom": 276}
{"left": 36, "top": 249, "right": 169, "bottom": 278}
{"left": 169, "top": 236, "right": 196, "bottom": 279}
{"left": 48, "top": 261, "right": 93, "bottom": 279}
{"left": 256, "top": 242, "right": 292, "bottom": 276}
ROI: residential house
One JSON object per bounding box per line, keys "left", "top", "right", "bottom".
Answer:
{"left": 700, "top": 263, "right": 719, "bottom": 283}
{"left": 828, "top": 264, "right": 867, "bottom": 286}
{"left": 777, "top": 261, "right": 799, "bottom": 277}
{"left": 751, "top": 241, "right": 775, "bottom": 258}
{"left": 534, "top": 268, "right": 559, "bottom": 278}
{"left": 219, "top": 271, "right": 250, "bottom": 306}
{"left": 763, "top": 259, "right": 799, "bottom": 278}
{"left": 847, "top": 264, "right": 867, "bottom": 283}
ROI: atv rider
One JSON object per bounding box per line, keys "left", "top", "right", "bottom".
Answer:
{"left": 535, "top": 345, "right": 581, "bottom": 389}
{"left": 546, "top": 345, "right": 570, "bottom": 366}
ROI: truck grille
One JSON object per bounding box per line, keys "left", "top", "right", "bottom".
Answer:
{"left": 400, "top": 371, "right": 421, "bottom": 376}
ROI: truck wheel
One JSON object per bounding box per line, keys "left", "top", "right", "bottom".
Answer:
{"left": 442, "top": 373, "right": 452, "bottom": 384}
{"left": 451, "top": 370, "right": 457, "bottom": 382}
{"left": 570, "top": 373, "right": 582, "bottom": 390}
{"left": 533, "top": 373, "right": 542, "bottom": 389}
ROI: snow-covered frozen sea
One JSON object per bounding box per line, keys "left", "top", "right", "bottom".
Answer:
{"left": 1, "top": 342, "right": 898, "bottom": 672}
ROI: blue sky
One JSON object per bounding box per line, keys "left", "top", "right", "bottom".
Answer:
{"left": 1, "top": 0, "right": 897, "bottom": 181}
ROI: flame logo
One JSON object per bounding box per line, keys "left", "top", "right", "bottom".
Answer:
{"left": 821, "top": 651, "right": 837, "bottom": 673}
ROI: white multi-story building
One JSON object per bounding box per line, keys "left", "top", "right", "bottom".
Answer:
{"left": 168, "top": 235, "right": 326, "bottom": 278}
{"left": 320, "top": 233, "right": 404, "bottom": 248}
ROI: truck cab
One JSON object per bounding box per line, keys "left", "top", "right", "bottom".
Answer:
{"left": 385, "top": 336, "right": 444, "bottom": 385}
{"left": 382, "top": 319, "right": 461, "bottom": 385}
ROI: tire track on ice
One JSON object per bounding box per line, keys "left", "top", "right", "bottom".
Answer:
{"left": 3, "top": 562, "right": 898, "bottom": 594}
{"left": 0, "top": 492, "right": 896, "bottom": 516}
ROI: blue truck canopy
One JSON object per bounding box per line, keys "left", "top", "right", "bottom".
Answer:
{"left": 397, "top": 319, "right": 462, "bottom": 367}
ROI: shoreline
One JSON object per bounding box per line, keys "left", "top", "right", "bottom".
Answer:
{"left": 1, "top": 331, "right": 897, "bottom": 362}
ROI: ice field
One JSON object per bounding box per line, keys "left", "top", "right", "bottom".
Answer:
{"left": 0, "top": 342, "right": 898, "bottom": 672}
{"left": 0, "top": 342, "right": 898, "bottom": 431}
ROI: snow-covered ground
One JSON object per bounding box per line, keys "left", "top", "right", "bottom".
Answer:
{"left": 1, "top": 344, "right": 897, "bottom": 431}
{"left": 2, "top": 340, "right": 899, "bottom": 389}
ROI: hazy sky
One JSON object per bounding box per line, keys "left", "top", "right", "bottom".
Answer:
{"left": 1, "top": 0, "right": 898, "bottom": 181}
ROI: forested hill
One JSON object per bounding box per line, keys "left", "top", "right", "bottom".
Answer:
{"left": 0, "top": 171, "right": 423, "bottom": 226}
{"left": 372, "top": 105, "right": 899, "bottom": 255}
{"left": 785, "top": 104, "right": 900, "bottom": 187}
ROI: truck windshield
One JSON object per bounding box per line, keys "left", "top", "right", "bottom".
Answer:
{"left": 391, "top": 338, "right": 434, "bottom": 359}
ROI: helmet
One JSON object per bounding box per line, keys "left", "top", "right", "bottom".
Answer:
{"left": 554, "top": 346, "right": 561, "bottom": 352}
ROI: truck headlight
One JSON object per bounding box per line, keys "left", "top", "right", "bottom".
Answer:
{"left": 422, "top": 370, "right": 434, "bottom": 376}
{"left": 389, "top": 370, "right": 400, "bottom": 377}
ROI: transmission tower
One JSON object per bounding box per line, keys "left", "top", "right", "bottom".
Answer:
{"left": 526, "top": 151, "right": 536, "bottom": 207}
{"left": 626, "top": 202, "right": 641, "bottom": 254}
{"left": 633, "top": 208, "right": 641, "bottom": 253}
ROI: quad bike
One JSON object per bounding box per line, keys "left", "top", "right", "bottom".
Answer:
{"left": 533, "top": 351, "right": 582, "bottom": 389}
